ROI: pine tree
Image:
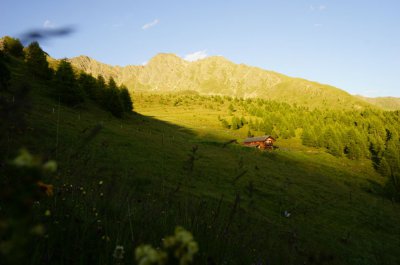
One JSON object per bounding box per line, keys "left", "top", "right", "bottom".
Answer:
{"left": 119, "top": 85, "right": 133, "bottom": 112}
{"left": 220, "top": 119, "right": 230, "bottom": 129}
{"left": 25, "top": 41, "right": 52, "bottom": 79}
{"left": 0, "top": 36, "right": 24, "bottom": 58}
{"left": 78, "top": 72, "right": 97, "bottom": 100}
{"left": 96, "top": 75, "right": 107, "bottom": 104}
{"left": 384, "top": 140, "right": 400, "bottom": 176}
{"left": 369, "top": 137, "right": 385, "bottom": 169}
{"left": 103, "top": 77, "right": 123, "bottom": 118}
{"left": 378, "top": 157, "right": 391, "bottom": 177}
{"left": 231, "top": 116, "right": 239, "bottom": 130}
{"left": 54, "top": 60, "right": 84, "bottom": 105}
{"left": 0, "top": 51, "right": 10, "bottom": 91}
{"left": 262, "top": 119, "right": 273, "bottom": 135}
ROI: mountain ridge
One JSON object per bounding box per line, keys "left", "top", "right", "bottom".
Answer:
{"left": 356, "top": 95, "right": 400, "bottom": 111}
{"left": 67, "top": 53, "right": 396, "bottom": 110}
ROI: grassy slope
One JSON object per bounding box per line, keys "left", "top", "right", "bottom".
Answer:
{"left": 356, "top": 95, "right": 400, "bottom": 111}
{"left": 6, "top": 61, "right": 400, "bottom": 264}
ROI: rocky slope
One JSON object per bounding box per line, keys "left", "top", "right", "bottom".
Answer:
{"left": 68, "top": 54, "right": 376, "bottom": 110}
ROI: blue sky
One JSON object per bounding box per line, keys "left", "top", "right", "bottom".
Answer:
{"left": 2, "top": 0, "right": 400, "bottom": 97}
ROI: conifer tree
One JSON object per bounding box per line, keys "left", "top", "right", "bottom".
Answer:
{"left": 1, "top": 36, "right": 24, "bottom": 58}
{"left": 220, "top": 119, "right": 230, "bottom": 129}
{"left": 54, "top": 60, "right": 84, "bottom": 105}
{"left": 96, "top": 75, "right": 107, "bottom": 104}
{"left": 378, "top": 157, "right": 391, "bottom": 177}
{"left": 78, "top": 72, "right": 97, "bottom": 100}
{"left": 119, "top": 85, "right": 133, "bottom": 112}
{"left": 0, "top": 51, "right": 10, "bottom": 91}
{"left": 104, "top": 77, "right": 123, "bottom": 117}
{"left": 25, "top": 41, "right": 52, "bottom": 79}
{"left": 231, "top": 116, "right": 239, "bottom": 130}
{"left": 384, "top": 140, "right": 400, "bottom": 176}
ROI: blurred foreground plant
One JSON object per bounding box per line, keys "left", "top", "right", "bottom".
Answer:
{"left": 0, "top": 149, "right": 56, "bottom": 265}
{"left": 135, "top": 226, "right": 198, "bottom": 265}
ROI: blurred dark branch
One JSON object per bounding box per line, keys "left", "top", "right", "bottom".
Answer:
{"left": 20, "top": 26, "right": 75, "bottom": 45}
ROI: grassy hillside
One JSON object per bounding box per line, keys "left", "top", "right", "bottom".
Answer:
{"left": 356, "top": 95, "right": 400, "bottom": 111}
{"left": 68, "top": 54, "right": 374, "bottom": 110}
{"left": 1, "top": 46, "right": 400, "bottom": 265}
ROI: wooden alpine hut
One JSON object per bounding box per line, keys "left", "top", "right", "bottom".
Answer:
{"left": 243, "top": 135, "right": 275, "bottom": 150}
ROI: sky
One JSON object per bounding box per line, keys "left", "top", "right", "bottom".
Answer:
{"left": 1, "top": 0, "right": 400, "bottom": 97}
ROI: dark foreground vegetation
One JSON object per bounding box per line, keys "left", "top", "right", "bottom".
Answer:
{"left": 1, "top": 36, "right": 400, "bottom": 265}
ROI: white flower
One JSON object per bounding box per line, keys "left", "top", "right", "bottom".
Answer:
{"left": 113, "top": 245, "right": 125, "bottom": 260}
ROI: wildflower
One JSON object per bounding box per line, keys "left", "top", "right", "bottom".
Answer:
{"left": 284, "top": 210, "right": 291, "bottom": 218}
{"left": 37, "top": 181, "right": 54, "bottom": 196}
{"left": 135, "top": 244, "right": 167, "bottom": 265}
{"left": 113, "top": 245, "right": 125, "bottom": 260}
{"left": 43, "top": 160, "right": 57, "bottom": 172}
{"left": 163, "top": 227, "right": 198, "bottom": 264}
{"left": 99, "top": 180, "right": 103, "bottom": 185}
{"left": 12, "top": 149, "right": 34, "bottom": 167}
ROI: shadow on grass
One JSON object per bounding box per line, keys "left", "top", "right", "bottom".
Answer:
{"left": 3, "top": 82, "right": 400, "bottom": 265}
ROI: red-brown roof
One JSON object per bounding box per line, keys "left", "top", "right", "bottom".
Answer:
{"left": 243, "top": 135, "right": 275, "bottom": 143}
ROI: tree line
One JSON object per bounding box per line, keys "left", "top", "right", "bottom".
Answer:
{"left": 0, "top": 36, "right": 133, "bottom": 118}
{"left": 156, "top": 93, "right": 399, "bottom": 196}
{"left": 230, "top": 98, "right": 400, "bottom": 191}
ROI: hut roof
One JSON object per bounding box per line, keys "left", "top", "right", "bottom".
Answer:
{"left": 243, "top": 135, "right": 275, "bottom": 143}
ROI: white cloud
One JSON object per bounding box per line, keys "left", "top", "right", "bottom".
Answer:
{"left": 183, "top": 50, "right": 208, "bottom": 62}
{"left": 310, "top": 5, "right": 327, "bottom": 11}
{"left": 142, "top": 19, "right": 159, "bottom": 30}
{"left": 43, "top": 20, "right": 56, "bottom": 29}
{"left": 314, "top": 23, "right": 323, "bottom": 27}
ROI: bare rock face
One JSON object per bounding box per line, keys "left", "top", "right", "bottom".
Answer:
{"left": 67, "top": 53, "right": 374, "bottom": 110}
{"left": 68, "top": 55, "right": 122, "bottom": 82}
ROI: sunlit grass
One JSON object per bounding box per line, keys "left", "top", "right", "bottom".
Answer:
{"left": 3, "top": 86, "right": 400, "bottom": 264}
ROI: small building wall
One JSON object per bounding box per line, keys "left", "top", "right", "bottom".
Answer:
{"left": 243, "top": 138, "right": 275, "bottom": 150}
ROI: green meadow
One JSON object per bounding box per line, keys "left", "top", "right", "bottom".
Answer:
{"left": 1, "top": 40, "right": 400, "bottom": 265}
